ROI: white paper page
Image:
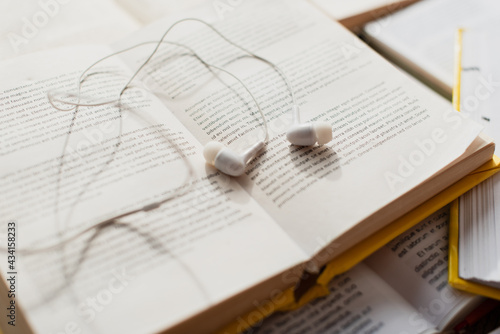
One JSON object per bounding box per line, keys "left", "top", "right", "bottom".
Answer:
{"left": 310, "top": 0, "right": 407, "bottom": 20}
{"left": 0, "top": 46, "right": 309, "bottom": 334}
{"left": 0, "top": 0, "right": 140, "bottom": 60}
{"left": 365, "top": 207, "right": 481, "bottom": 331}
{"left": 252, "top": 263, "right": 434, "bottom": 334}
{"left": 492, "top": 173, "right": 500, "bottom": 284}
{"left": 461, "top": 176, "right": 500, "bottom": 287}
{"left": 364, "top": 0, "right": 500, "bottom": 93}
{"left": 112, "top": 0, "right": 482, "bottom": 258}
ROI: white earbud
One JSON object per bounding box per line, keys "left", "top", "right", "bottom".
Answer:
{"left": 286, "top": 105, "right": 332, "bottom": 146}
{"left": 203, "top": 140, "right": 266, "bottom": 176}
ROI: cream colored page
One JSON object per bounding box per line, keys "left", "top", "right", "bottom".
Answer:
{"left": 253, "top": 263, "right": 433, "bottom": 334}
{"left": 365, "top": 207, "right": 480, "bottom": 332}
{"left": 0, "top": 0, "right": 140, "bottom": 60}
{"left": 0, "top": 46, "right": 308, "bottom": 334}
{"left": 112, "top": 0, "right": 482, "bottom": 257}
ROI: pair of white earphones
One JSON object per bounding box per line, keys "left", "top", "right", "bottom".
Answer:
{"left": 49, "top": 18, "right": 333, "bottom": 177}
{"left": 205, "top": 105, "right": 332, "bottom": 176}
{"left": 13, "top": 18, "right": 335, "bottom": 256}
{"left": 177, "top": 20, "right": 333, "bottom": 176}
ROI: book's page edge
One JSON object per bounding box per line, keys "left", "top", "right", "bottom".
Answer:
{"left": 449, "top": 199, "right": 500, "bottom": 300}
{"left": 434, "top": 280, "right": 484, "bottom": 332}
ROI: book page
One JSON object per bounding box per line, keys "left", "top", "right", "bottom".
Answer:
{"left": 365, "top": 206, "right": 482, "bottom": 331}
{"left": 251, "top": 263, "right": 434, "bottom": 334}
{"left": 0, "top": 0, "right": 140, "bottom": 60}
{"left": 0, "top": 46, "right": 309, "bottom": 334}
{"left": 112, "top": 0, "right": 483, "bottom": 258}
{"left": 363, "top": 0, "right": 500, "bottom": 94}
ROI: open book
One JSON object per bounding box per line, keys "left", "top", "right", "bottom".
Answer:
{"left": 250, "top": 206, "right": 483, "bottom": 334}
{"left": 363, "top": 0, "right": 500, "bottom": 98}
{"left": 0, "top": 0, "right": 494, "bottom": 333}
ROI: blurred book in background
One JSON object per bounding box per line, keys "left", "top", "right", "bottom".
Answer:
{"left": 363, "top": 0, "right": 500, "bottom": 98}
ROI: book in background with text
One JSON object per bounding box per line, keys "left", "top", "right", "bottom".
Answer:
{"left": 249, "top": 207, "right": 483, "bottom": 334}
